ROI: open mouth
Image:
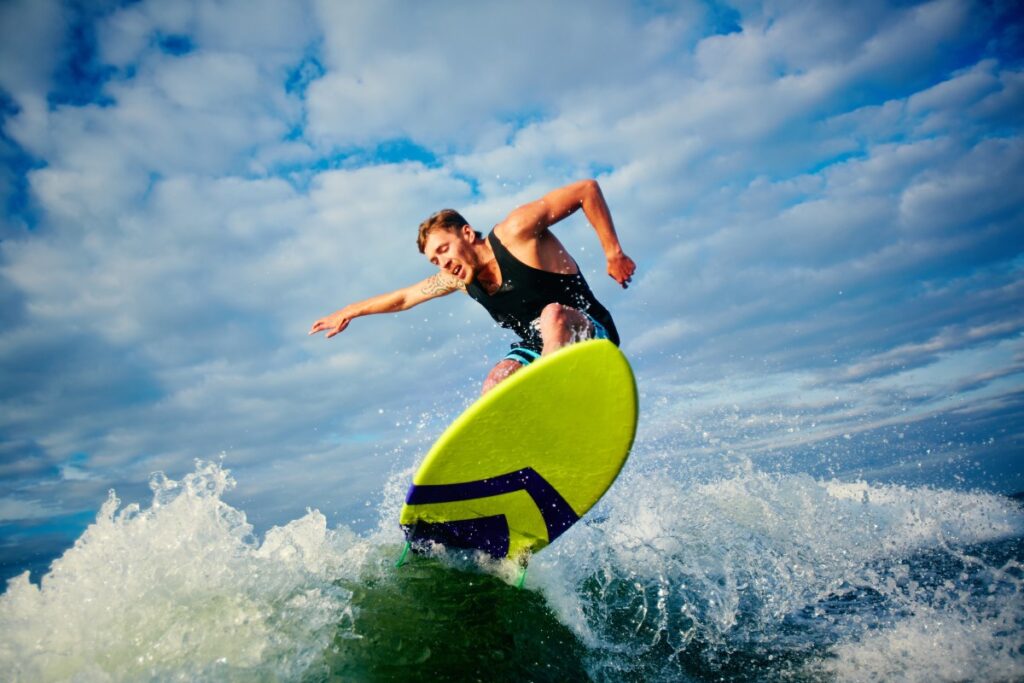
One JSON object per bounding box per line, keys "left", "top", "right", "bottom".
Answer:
{"left": 453, "top": 265, "right": 463, "bottom": 278}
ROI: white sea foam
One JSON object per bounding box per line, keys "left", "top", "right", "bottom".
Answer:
{"left": 530, "top": 461, "right": 1024, "bottom": 680}
{"left": 818, "top": 598, "right": 1024, "bottom": 683}
{"left": 3, "top": 457, "right": 1021, "bottom": 681}
{"left": 0, "top": 460, "right": 362, "bottom": 682}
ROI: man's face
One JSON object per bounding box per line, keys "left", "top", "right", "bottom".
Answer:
{"left": 423, "top": 226, "right": 476, "bottom": 283}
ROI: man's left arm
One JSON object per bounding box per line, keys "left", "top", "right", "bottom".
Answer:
{"left": 507, "top": 179, "right": 637, "bottom": 288}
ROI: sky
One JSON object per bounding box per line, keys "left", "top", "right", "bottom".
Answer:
{"left": 1, "top": 0, "right": 1022, "bottom": 576}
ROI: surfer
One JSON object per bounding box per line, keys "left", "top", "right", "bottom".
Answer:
{"left": 309, "top": 179, "right": 635, "bottom": 393}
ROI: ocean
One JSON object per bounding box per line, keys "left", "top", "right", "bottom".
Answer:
{"left": 1, "top": 446, "right": 1021, "bottom": 681}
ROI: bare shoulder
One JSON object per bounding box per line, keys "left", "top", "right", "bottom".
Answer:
{"left": 495, "top": 180, "right": 595, "bottom": 244}
{"left": 494, "top": 200, "right": 547, "bottom": 246}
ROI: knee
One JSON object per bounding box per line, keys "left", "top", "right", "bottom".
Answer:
{"left": 539, "top": 303, "right": 568, "bottom": 328}
{"left": 539, "top": 303, "right": 589, "bottom": 339}
{"left": 482, "top": 359, "right": 522, "bottom": 394}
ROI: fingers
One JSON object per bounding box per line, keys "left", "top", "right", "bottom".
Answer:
{"left": 309, "top": 316, "right": 348, "bottom": 337}
{"left": 620, "top": 256, "right": 636, "bottom": 288}
{"left": 608, "top": 257, "right": 636, "bottom": 289}
{"left": 325, "top": 319, "right": 349, "bottom": 339}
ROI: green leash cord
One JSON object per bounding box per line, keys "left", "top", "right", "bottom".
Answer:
{"left": 395, "top": 541, "right": 411, "bottom": 568}
{"left": 515, "top": 564, "right": 528, "bottom": 589}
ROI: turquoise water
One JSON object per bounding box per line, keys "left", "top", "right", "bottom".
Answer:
{"left": 1, "top": 459, "right": 1022, "bottom": 681}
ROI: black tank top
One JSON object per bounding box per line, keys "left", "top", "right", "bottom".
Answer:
{"left": 466, "top": 230, "right": 619, "bottom": 352}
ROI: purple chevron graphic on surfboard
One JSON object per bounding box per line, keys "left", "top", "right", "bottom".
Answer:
{"left": 402, "top": 467, "right": 579, "bottom": 557}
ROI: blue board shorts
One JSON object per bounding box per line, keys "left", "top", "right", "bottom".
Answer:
{"left": 503, "top": 312, "right": 610, "bottom": 366}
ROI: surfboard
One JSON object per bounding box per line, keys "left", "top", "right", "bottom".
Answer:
{"left": 399, "top": 339, "right": 638, "bottom": 564}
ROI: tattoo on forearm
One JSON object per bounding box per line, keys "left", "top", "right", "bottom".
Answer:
{"left": 421, "top": 272, "right": 465, "bottom": 296}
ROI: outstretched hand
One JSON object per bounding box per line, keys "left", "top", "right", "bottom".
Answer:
{"left": 607, "top": 252, "right": 637, "bottom": 289}
{"left": 309, "top": 308, "right": 353, "bottom": 339}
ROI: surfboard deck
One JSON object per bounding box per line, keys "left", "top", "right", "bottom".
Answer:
{"left": 399, "top": 339, "right": 638, "bottom": 563}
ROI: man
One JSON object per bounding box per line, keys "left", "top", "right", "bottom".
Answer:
{"left": 309, "top": 179, "right": 636, "bottom": 393}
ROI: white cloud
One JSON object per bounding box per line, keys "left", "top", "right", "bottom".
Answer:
{"left": 0, "top": 0, "right": 1021, "bottom": 547}
{"left": 0, "top": 497, "right": 58, "bottom": 522}
{"left": 898, "top": 137, "right": 1024, "bottom": 237}
{"left": 0, "top": 0, "right": 65, "bottom": 100}
{"left": 839, "top": 316, "right": 1024, "bottom": 383}
{"left": 305, "top": 0, "right": 695, "bottom": 148}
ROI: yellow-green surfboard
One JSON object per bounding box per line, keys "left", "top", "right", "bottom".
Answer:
{"left": 399, "top": 339, "right": 638, "bottom": 562}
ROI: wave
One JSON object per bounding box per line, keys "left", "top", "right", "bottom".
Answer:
{"left": 529, "top": 462, "right": 1024, "bottom": 680}
{"left": 1, "top": 458, "right": 1021, "bottom": 681}
{"left": 0, "top": 462, "right": 359, "bottom": 681}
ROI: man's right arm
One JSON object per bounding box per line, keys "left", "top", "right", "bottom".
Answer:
{"left": 499, "top": 179, "right": 636, "bottom": 288}
{"left": 309, "top": 272, "right": 464, "bottom": 339}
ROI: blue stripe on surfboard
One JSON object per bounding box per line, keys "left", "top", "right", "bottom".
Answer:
{"left": 404, "top": 514, "right": 511, "bottom": 558}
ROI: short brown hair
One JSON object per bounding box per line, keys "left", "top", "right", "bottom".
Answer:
{"left": 416, "top": 209, "right": 481, "bottom": 253}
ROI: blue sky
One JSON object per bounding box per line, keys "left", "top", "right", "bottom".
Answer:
{"left": 1, "top": 0, "right": 1022, "bottom": 577}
